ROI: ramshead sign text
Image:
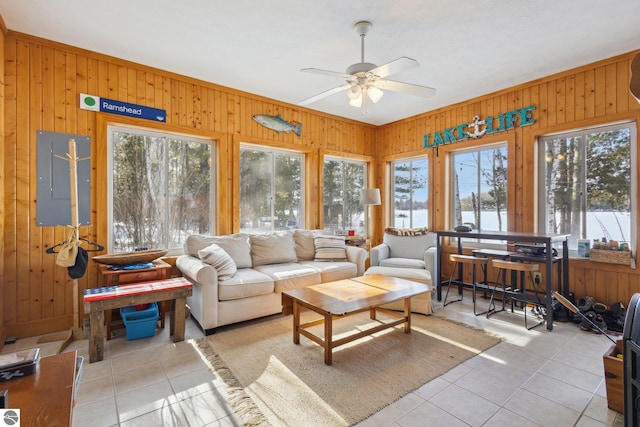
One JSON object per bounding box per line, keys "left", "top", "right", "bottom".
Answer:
{"left": 423, "top": 105, "right": 535, "bottom": 148}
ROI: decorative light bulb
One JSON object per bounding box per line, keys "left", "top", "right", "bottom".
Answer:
{"left": 367, "top": 85, "right": 384, "bottom": 103}
{"left": 347, "top": 85, "right": 361, "bottom": 100}
{"left": 349, "top": 93, "right": 363, "bottom": 107}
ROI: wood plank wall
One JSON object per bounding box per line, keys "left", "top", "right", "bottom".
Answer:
{"left": 375, "top": 50, "right": 640, "bottom": 307}
{"left": 2, "top": 28, "right": 640, "bottom": 338}
{"left": 0, "top": 17, "right": 6, "bottom": 348}
{"left": 2, "top": 31, "right": 376, "bottom": 337}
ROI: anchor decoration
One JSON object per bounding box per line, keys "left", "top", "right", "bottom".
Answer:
{"left": 465, "top": 115, "right": 487, "bottom": 139}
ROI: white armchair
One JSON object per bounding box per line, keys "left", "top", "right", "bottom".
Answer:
{"left": 370, "top": 227, "right": 439, "bottom": 282}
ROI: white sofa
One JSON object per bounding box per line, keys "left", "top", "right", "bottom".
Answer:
{"left": 369, "top": 227, "right": 438, "bottom": 283}
{"left": 177, "top": 230, "right": 368, "bottom": 334}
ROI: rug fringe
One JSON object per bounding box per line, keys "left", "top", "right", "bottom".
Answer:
{"left": 194, "top": 337, "right": 272, "bottom": 427}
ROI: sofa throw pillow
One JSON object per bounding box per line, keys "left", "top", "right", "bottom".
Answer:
{"left": 293, "top": 229, "right": 316, "bottom": 261}
{"left": 384, "top": 227, "right": 429, "bottom": 236}
{"left": 314, "top": 235, "right": 347, "bottom": 261}
{"left": 198, "top": 243, "right": 237, "bottom": 279}
{"left": 209, "top": 234, "right": 252, "bottom": 269}
{"left": 250, "top": 232, "right": 298, "bottom": 266}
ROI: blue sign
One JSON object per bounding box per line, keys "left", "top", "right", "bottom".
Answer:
{"left": 80, "top": 93, "right": 166, "bottom": 122}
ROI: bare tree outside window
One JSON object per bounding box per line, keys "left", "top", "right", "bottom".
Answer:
{"left": 391, "top": 158, "right": 428, "bottom": 228}
{"left": 323, "top": 158, "right": 366, "bottom": 234}
{"left": 240, "top": 146, "right": 303, "bottom": 232}
{"left": 110, "top": 128, "right": 213, "bottom": 252}
{"left": 540, "top": 123, "right": 634, "bottom": 249}
{"left": 452, "top": 145, "right": 507, "bottom": 231}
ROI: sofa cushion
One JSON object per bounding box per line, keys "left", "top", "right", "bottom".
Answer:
{"left": 383, "top": 232, "right": 436, "bottom": 260}
{"left": 185, "top": 234, "right": 252, "bottom": 269}
{"left": 218, "top": 268, "right": 275, "bottom": 301}
{"left": 379, "top": 257, "right": 426, "bottom": 269}
{"left": 250, "top": 231, "right": 298, "bottom": 266}
{"left": 253, "top": 263, "right": 321, "bottom": 293}
{"left": 300, "top": 260, "right": 357, "bottom": 282}
{"left": 314, "top": 235, "right": 347, "bottom": 261}
{"left": 198, "top": 243, "right": 237, "bottom": 279}
{"left": 293, "top": 229, "right": 316, "bottom": 260}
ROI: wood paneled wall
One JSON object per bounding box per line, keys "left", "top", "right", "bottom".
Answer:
{"left": 375, "top": 50, "right": 640, "bottom": 307}
{"left": 0, "top": 17, "right": 6, "bottom": 348}
{"left": 3, "top": 28, "right": 640, "bottom": 338}
{"left": 2, "top": 32, "right": 376, "bottom": 337}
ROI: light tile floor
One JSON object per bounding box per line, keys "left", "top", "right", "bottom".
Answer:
{"left": 6, "top": 291, "right": 627, "bottom": 426}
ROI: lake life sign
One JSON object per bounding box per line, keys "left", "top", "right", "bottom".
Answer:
{"left": 79, "top": 93, "right": 166, "bottom": 122}
{"left": 423, "top": 105, "right": 535, "bottom": 148}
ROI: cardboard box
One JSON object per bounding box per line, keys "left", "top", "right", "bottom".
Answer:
{"left": 603, "top": 339, "right": 624, "bottom": 413}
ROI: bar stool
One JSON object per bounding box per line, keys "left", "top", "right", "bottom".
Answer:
{"left": 471, "top": 249, "right": 517, "bottom": 311}
{"left": 443, "top": 254, "right": 488, "bottom": 312}
{"left": 489, "top": 259, "right": 544, "bottom": 330}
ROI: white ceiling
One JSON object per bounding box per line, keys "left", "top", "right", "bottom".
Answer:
{"left": 1, "top": 0, "right": 639, "bottom": 126}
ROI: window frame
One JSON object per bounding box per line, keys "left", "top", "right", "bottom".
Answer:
{"left": 322, "top": 155, "right": 368, "bottom": 235}
{"left": 107, "top": 124, "right": 216, "bottom": 254}
{"left": 389, "top": 155, "right": 429, "bottom": 229}
{"left": 536, "top": 121, "right": 637, "bottom": 254}
{"left": 448, "top": 141, "right": 508, "bottom": 233}
{"left": 239, "top": 143, "right": 305, "bottom": 233}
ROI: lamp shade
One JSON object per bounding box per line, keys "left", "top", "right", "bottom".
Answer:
{"left": 360, "top": 188, "right": 381, "bottom": 205}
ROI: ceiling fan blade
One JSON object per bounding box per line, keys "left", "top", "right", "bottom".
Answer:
{"left": 301, "top": 68, "right": 353, "bottom": 79}
{"left": 375, "top": 79, "right": 436, "bottom": 98}
{"left": 368, "top": 57, "right": 419, "bottom": 79}
{"left": 299, "top": 83, "right": 353, "bottom": 106}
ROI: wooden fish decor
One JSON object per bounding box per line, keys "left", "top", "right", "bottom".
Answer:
{"left": 253, "top": 114, "right": 301, "bottom": 136}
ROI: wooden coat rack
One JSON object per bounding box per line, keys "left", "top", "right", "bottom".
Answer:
{"left": 54, "top": 139, "right": 91, "bottom": 340}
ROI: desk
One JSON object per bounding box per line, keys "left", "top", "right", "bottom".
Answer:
{"left": 83, "top": 277, "right": 192, "bottom": 363}
{"left": 3, "top": 351, "right": 77, "bottom": 427}
{"left": 436, "top": 230, "right": 569, "bottom": 330}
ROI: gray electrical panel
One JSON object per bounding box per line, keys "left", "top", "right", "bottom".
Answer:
{"left": 36, "top": 131, "right": 91, "bottom": 226}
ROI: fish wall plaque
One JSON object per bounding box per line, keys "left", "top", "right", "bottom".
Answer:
{"left": 253, "top": 114, "right": 301, "bottom": 136}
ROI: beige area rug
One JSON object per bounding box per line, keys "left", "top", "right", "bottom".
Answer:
{"left": 194, "top": 312, "right": 501, "bottom": 426}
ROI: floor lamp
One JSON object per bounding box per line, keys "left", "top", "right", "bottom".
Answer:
{"left": 360, "top": 188, "right": 381, "bottom": 251}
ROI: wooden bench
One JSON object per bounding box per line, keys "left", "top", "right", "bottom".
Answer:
{"left": 83, "top": 277, "right": 192, "bottom": 363}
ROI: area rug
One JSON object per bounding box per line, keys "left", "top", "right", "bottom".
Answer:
{"left": 194, "top": 312, "right": 501, "bottom": 427}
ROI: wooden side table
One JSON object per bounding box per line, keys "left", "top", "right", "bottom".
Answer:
{"left": 98, "top": 260, "right": 172, "bottom": 340}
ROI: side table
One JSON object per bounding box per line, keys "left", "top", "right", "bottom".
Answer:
{"left": 98, "top": 260, "right": 172, "bottom": 340}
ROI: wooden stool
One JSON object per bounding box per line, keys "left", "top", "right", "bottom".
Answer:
{"left": 472, "top": 249, "right": 516, "bottom": 314}
{"left": 489, "top": 259, "right": 544, "bottom": 329}
{"left": 443, "top": 254, "right": 488, "bottom": 311}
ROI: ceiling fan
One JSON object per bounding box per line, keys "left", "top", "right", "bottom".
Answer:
{"left": 299, "top": 20, "right": 436, "bottom": 111}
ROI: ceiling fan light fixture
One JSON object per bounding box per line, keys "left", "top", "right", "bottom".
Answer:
{"left": 367, "top": 85, "right": 384, "bottom": 103}
{"left": 347, "top": 84, "right": 361, "bottom": 100}
{"left": 349, "top": 92, "right": 363, "bottom": 107}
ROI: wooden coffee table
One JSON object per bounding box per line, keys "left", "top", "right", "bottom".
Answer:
{"left": 281, "top": 274, "right": 434, "bottom": 365}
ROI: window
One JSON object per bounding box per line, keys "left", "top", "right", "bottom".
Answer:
{"left": 451, "top": 144, "right": 508, "bottom": 231}
{"left": 240, "top": 145, "right": 304, "bottom": 232}
{"left": 108, "top": 126, "right": 214, "bottom": 252}
{"left": 538, "top": 122, "right": 636, "bottom": 250}
{"left": 391, "top": 157, "right": 428, "bottom": 228}
{"left": 323, "top": 157, "right": 366, "bottom": 235}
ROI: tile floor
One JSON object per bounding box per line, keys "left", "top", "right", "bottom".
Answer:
{"left": 5, "top": 291, "right": 627, "bottom": 426}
